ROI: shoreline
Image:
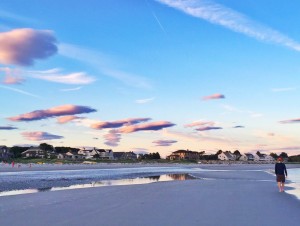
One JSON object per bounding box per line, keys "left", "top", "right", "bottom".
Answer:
{"left": 0, "top": 164, "right": 300, "bottom": 226}
{"left": 1, "top": 162, "right": 300, "bottom": 172}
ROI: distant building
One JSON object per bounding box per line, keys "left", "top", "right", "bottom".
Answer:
{"left": 78, "top": 148, "right": 97, "bottom": 159}
{"left": 65, "top": 151, "right": 84, "bottom": 160}
{"left": 166, "top": 150, "right": 200, "bottom": 160}
{"left": 254, "top": 152, "right": 274, "bottom": 162}
{"left": 218, "top": 151, "right": 236, "bottom": 161}
{"left": 21, "top": 147, "right": 46, "bottom": 158}
{"left": 0, "top": 145, "right": 11, "bottom": 160}
{"left": 96, "top": 149, "right": 114, "bottom": 160}
{"left": 238, "top": 154, "right": 248, "bottom": 161}
{"left": 245, "top": 153, "right": 254, "bottom": 161}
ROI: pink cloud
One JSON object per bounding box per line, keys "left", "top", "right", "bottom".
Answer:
{"left": 21, "top": 131, "right": 63, "bottom": 141}
{"left": 196, "top": 126, "right": 223, "bottom": 131}
{"left": 202, "top": 93, "right": 225, "bottom": 101}
{"left": 185, "top": 121, "right": 215, "bottom": 128}
{"left": 152, "top": 140, "right": 177, "bottom": 146}
{"left": 3, "top": 75, "right": 25, "bottom": 84}
{"left": 8, "top": 104, "right": 96, "bottom": 122}
{"left": 279, "top": 118, "right": 300, "bottom": 124}
{"left": 104, "top": 130, "right": 121, "bottom": 147}
{"left": 132, "top": 148, "right": 149, "bottom": 154}
{"left": 91, "top": 118, "right": 151, "bottom": 129}
{"left": 118, "top": 121, "right": 175, "bottom": 133}
{"left": 57, "top": 115, "right": 83, "bottom": 124}
{"left": 0, "top": 28, "right": 57, "bottom": 66}
{"left": 0, "top": 67, "right": 24, "bottom": 84}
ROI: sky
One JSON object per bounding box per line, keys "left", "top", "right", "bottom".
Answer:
{"left": 0, "top": 0, "right": 299, "bottom": 157}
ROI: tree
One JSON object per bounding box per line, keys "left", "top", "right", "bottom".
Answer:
{"left": 215, "top": 150, "right": 222, "bottom": 156}
{"left": 233, "top": 150, "right": 241, "bottom": 156}
{"left": 139, "top": 152, "right": 161, "bottom": 160}
{"left": 288, "top": 155, "right": 300, "bottom": 162}
{"left": 270, "top": 152, "right": 278, "bottom": 159}
{"left": 39, "top": 143, "right": 54, "bottom": 151}
{"left": 10, "top": 146, "right": 28, "bottom": 158}
{"left": 256, "top": 151, "right": 262, "bottom": 157}
{"left": 55, "top": 146, "right": 78, "bottom": 154}
{"left": 279, "top": 152, "right": 288, "bottom": 158}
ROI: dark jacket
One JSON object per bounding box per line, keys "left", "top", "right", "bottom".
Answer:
{"left": 275, "top": 162, "right": 287, "bottom": 176}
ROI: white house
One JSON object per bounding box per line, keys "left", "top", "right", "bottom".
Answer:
{"left": 78, "top": 149, "right": 95, "bottom": 159}
{"left": 218, "top": 151, "right": 235, "bottom": 161}
{"left": 238, "top": 154, "right": 248, "bottom": 161}
{"left": 64, "top": 151, "right": 84, "bottom": 160}
{"left": 260, "top": 154, "right": 274, "bottom": 162}
{"left": 253, "top": 153, "right": 261, "bottom": 161}
{"left": 97, "top": 149, "right": 114, "bottom": 160}
{"left": 253, "top": 153, "right": 274, "bottom": 162}
{"left": 21, "top": 147, "right": 45, "bottom": 158}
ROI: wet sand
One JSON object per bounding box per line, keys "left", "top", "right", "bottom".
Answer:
{"left": 0, "top": 164, "right": 300, "bottom": 226}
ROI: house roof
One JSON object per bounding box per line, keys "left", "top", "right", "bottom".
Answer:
{"left": 173, "top": 150, "right": 198, "bottom": 154}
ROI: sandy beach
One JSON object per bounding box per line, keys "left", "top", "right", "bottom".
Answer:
{"left": 0, "top": 164, "right": 300, "bottom": 226}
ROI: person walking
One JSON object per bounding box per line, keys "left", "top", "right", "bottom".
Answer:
{"left": 275, "top": 157, "right": 287, "bottom": 192}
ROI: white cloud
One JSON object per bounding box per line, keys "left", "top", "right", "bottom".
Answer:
{"left": 60, "top": 87, "right": 82, "bottom": 92}
{"left": 59, "top": 43, "right": 152, "bottom": 89}
{"left": 156, "top": 0, "right": 300, "bottom": 51}
{"left": 27, "top": 69, "right": 96, "bottom": 85}
{"left": 135, "top": 97, "right": 155, "bottom": 104}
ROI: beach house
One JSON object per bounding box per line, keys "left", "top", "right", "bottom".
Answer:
{"left": 21, "top": 147, "right": 46, "bottom": 158}
{"left": 96, "top": 149, "right": 114, "bottom": 160}
{"left": 78, "top": 148, "right": 97, "bottom": 159}
{"left": 218, "top": 151, "right": 236, "bottom": 161}
{"left": 256, "top": 153, "right": 274, "bottom": 162}
{"left": 245, "top": 153, "right": 254, "bottom": 161}
{"left": 238, "top": 153, "right": 248, "bottom": 161}
{"left": 166, "top": 150, "right": 200, "bottom": 160}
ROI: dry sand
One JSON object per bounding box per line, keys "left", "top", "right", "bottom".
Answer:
{"left": 0, "top": 164, "right": 300, "bottom": 226}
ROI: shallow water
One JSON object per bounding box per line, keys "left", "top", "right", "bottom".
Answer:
{"left": 0, "top": 174, "right": 196, "bottom": 196}
{"left": 1, "top": 166, "right": 299, "bottom": 199}
{"left": 285, "top": 168, "right": 300, "bottom": 200}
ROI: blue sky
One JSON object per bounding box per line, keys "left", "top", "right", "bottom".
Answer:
{"left": 0, "top": 0, "right": 299, "bottom": 157}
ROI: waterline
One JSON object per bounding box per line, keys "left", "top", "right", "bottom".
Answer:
{"left": 0, "top": 174, "right": 197, "bottom": 197}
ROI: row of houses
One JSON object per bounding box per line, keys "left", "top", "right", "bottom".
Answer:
{"left": 1, "top": 146, "right": 138, "bottom": 161}
{"left": 166, "top": 150, "right": 276, "bottom": 162}
{"left": 218, "top": 151, "right": 274, "bottom": 162}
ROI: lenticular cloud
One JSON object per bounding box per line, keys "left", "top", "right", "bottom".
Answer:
{"left": 118, "top": 121, "right": 175, "bottom": 133}
{"left": 8, "top": 104, "right": 96, "bottom": 122}
{"left": 0, "top": 28, "right": 57, "bottom": 66}
{"left": 21, "top": 131, "right": 63, "bottom": 141}
{"left": 91, "top": 118, "right": 151, "bottom": 130}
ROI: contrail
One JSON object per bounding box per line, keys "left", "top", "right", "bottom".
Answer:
{"left": 0, "top": 85, "right": 41, "bottom": 98}
{"left": 145, "top": 0, "right": 167, "bottom": 34}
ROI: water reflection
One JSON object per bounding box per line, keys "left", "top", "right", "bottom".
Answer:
{"left": 0, "top": 173, "right": 196, "bottom": 197}
{"left": 168, "top": 174, "right": 196, "bottom": 180}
